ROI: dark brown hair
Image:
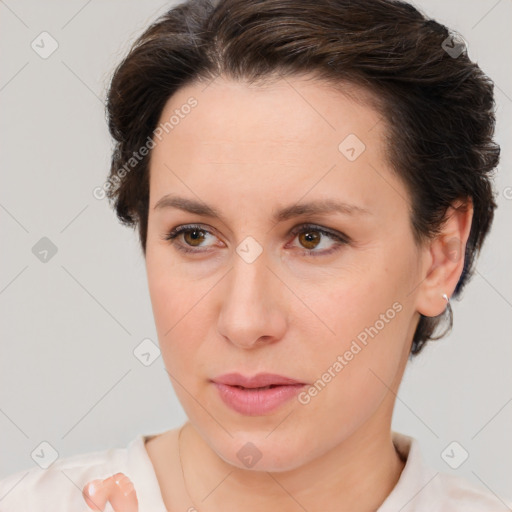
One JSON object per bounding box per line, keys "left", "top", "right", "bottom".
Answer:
{"left": 105, "top": 0, "right": 500, "bottom": 355}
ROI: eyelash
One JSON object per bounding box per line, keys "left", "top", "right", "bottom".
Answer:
{"left": 162, "top": 223, "right": 350, "bottom": 257}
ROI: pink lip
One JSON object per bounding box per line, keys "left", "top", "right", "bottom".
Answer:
{"left": 211, "top": 372, "right": 306, "bottom": 415}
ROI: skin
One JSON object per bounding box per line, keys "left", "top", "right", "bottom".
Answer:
{"left": 82, "top": 473, "right": 138, "bottom": 511}
{"left": 142, "top": 74, "right": 473, "bottom": 512}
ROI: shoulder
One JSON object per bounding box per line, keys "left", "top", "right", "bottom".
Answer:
{"left": 0, "top": 442, "right": 132, "bottom": 511}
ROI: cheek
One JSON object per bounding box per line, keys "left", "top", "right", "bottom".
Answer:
{"left": 146, "top": 251, "right": 197, "bottom": 364}
{"left": 295, "top": 295, "right": 407, "bottom": 442}
{"left": 300, "top": 251, "right": 411, "bottom": 401}
{"left": 146, "top": 241, "right": 193, "bottom": 330}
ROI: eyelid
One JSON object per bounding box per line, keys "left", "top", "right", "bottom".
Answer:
{"left": 288, "top": 223, "right": 351, "bottom": 244}
{"left": 162, "top": 224, "right": 220, "bottom": 253}
{"left": 163, "top": 224, "right": 218, "bottom": 241}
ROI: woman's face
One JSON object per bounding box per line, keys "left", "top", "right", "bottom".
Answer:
{"left": 145, "top": 75, "right": 426, "bottom": 471}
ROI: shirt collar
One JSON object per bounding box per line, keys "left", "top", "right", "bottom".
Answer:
{"left": 377, "top": 431, "right": 439, "bottom": 511}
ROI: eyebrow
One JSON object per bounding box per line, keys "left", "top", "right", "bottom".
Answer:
{"left": 154, "top": 194, "right": 371, "bottom": 223}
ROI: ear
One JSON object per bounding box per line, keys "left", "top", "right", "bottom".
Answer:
{"left": 415, "top": 198, "right": 474, "bottom": 317}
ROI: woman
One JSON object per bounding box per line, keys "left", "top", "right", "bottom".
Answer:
{"left": 0, "top": 0, "right": 508, "bottom": 510}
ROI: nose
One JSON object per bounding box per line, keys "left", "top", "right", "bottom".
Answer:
{"left": 216, "top": 252, "right": 287, "bottom": 349}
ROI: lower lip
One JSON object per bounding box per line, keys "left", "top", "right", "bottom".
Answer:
{"left": 213, "top": 382, "right": 306, "bottom": 415}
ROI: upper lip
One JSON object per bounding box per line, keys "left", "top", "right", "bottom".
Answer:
{"left": 212, "top": 372, "right": 305, "bottom": 388}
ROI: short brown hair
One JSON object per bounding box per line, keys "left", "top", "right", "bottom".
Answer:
{"left": 105, "top": 0, "right": 500, "bottom": 355}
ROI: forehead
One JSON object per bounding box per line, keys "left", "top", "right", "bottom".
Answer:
{"left": 156, "top": 74, "right": 383, "bottom": 150}
{"left": 148, "top": 75, "right": 408, "bottom": 221}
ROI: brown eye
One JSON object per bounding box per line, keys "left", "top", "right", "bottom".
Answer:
{"left": 289, "top": 224, "right": 350, "bottom": 257}
{"left": 163, "top": 224, "right": 217, "bottom": 254}
{"left": 182, "top": 228, "right": 207, "bottom": 247}
{"left": 297, "top": 230, "right": 322, "bottom": 250}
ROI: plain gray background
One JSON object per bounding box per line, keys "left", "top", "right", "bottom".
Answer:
{"left": 1, "top": 0, "right": 511, "bottom": 503}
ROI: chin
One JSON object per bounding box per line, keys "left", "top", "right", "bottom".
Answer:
{"left": 212, "top": 429, "right": 317, "bottom": 473}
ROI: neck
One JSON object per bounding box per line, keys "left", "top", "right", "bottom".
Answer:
{"left": 180, "top": 411, "right": 405, "bottom": 512}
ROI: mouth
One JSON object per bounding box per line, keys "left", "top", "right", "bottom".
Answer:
{"left": 211, "top": 372, "right": 305, "bottom": 388}
{"left": 211, "top": 373, "right": 307, "bottom": 415}
{"left": 230, "top": 384, "right": 286, "bottom": 390}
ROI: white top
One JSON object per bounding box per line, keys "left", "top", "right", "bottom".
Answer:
{"left": 0, "top": 430, "right": 509, "bottom": 511}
